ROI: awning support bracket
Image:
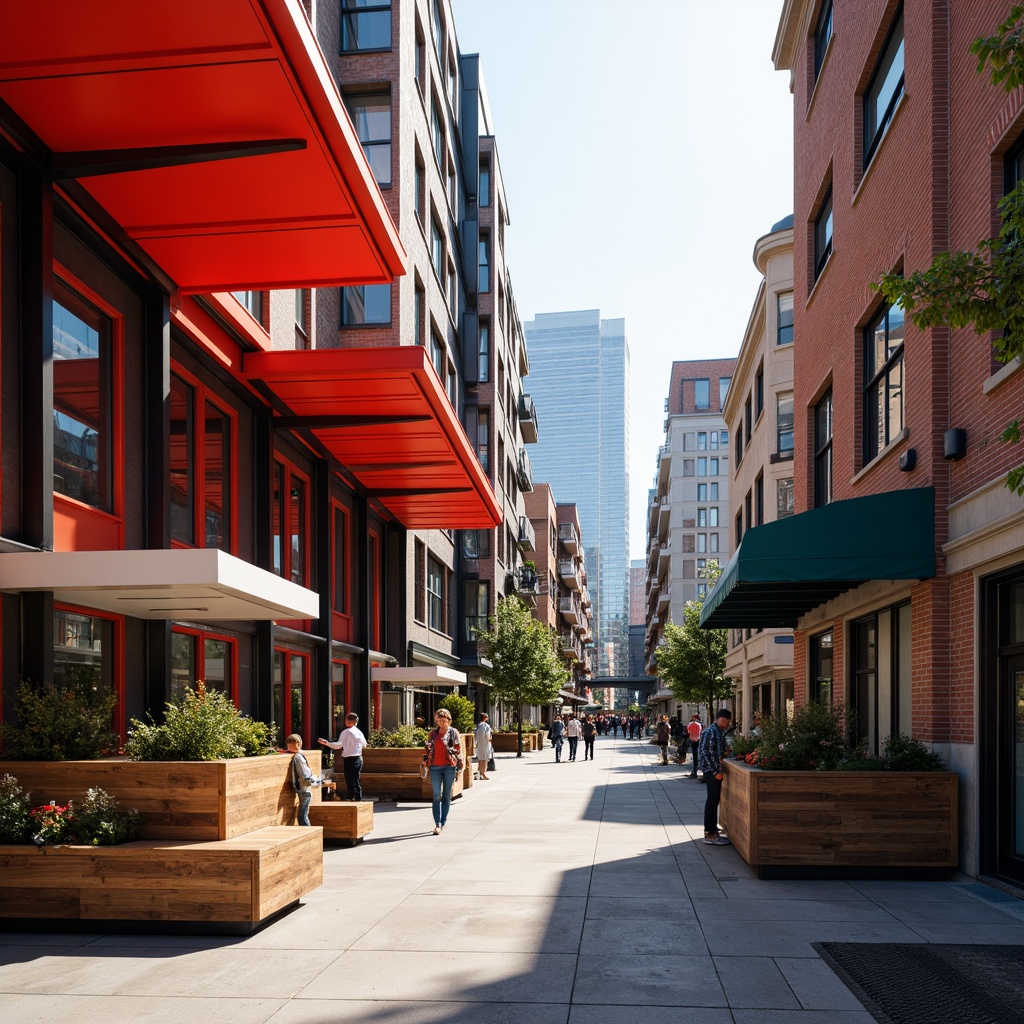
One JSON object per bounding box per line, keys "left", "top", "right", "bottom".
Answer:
{"left": 44, "top": 139, "right": 307, "bottom": 180}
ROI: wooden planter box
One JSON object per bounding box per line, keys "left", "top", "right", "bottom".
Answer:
{"left": 492, "top": 732, "right": 529, "bottom": 753}
{"left": 0, "top": 826, "right": 322, "bottom": 933}
{"left": 721, "top": 759, "right": 959, "bottom": 878}
{"left": 361, "top": 748, "right": 424, "bottom": 773}
{"left": 0, "top": 752, "right": 321, "bottom": 841}
{"left": 309, "top": 801, "right": 373, "bottom": 843}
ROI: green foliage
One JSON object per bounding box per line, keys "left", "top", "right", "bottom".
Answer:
{"left": 658, "top": 606, "right": 732, "bottom": 713}
{"left": 728, "top": 733, "right": 759, "bottom": 758}
{"left": 755, "top": 700, "right": 851, "bottom": 771}
{"left": 125, "top": 682, "right": 275, "bottom": 761}
{"left": 29, "top": 800, "right": 74, "bottom": 845}
{"left": 0, "top": 678, "right": 120, "bottom": 761}
{"left": 437, "top": 694, "right": 476, "bottom": 734}
{"left": 475, "top": 597, "right": 567, "bottom": 754}
{"left": 881, "top": 733, "right": 947, "bottom": 771}
{"left": 0, "top": 774, "right": 33, "bottom": 844}
{"left": 369, "top": 724, "right": 431, "bottom": 748}
{"left": 627, "top": 703, "right": 641, "bottom": 716}
{"left": 875, "top": 9, "right": 1024, "bottom": 494}
{"left": 69, "top": 787, "right": 140, "bottom": 846}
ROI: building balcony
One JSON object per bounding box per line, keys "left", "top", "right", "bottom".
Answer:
{"left": 559, "top": 596, "right": 580, "bottom": 624}
{"left": 558, "top": 559, "right": 580, "bottom": 589}
{"left": 658, "top": 541, "right": 671, "bottom": 570}
{"left": 657, "top": 587, "right": 671, "bottom": 610}
{"left": 518, "top": 393, "right": 538, "bottom": 444}
{"left": 658, "top": 496, "right": 670, "bottom": 536}
{"left": 517, "top": 515, "right": 536, "bottom": 552}
{"left": 558, "top": 522, "right": 580, "bottom": 554}
{"left": 580, "top": 587, "right": 592, "bottom": 609}
{"left": 578, "top": 623, "right": 592, "bottom": 642}
{"left": 559, "top": 632, "right": 578, "bottom": 658}
{"left": 506, "top": 566, "right": 538, "bottom": 603}
{"left": 516, "top": 447, "right": 533, "bottom": 492}
{"left": 658, "top": 443, "right": 671, "bottom": 487}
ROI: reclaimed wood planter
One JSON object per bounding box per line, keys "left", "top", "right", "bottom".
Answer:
{"left": 492, "top": 732, "right": 530, "bottom": 753}
{"left": 0, "top": 752, "right": 321, "bottom": 841}
{"left": 360, "top": 738, "right": 470, "bottom": 801}
{"left": 721, "top": 759, "right": 959, "bottom": 878}
{"left": 309, "top": 801, "right": 373, "bottom": 844}
{"left": 0, "top": 826, "right": 322, "bottom": 933}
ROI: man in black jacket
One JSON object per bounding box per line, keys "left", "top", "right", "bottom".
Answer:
{"left": 697, "top": 709, "right": 732, "bottom": 845}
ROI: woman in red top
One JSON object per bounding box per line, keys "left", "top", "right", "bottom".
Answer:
{"left": 423, "top": 708, "right": 461, "bottom": 834}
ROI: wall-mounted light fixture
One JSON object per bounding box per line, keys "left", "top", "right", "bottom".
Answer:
{"left": 898, "top": 448, "right": 916, "bottom": 472}
{"left": 943, "top": 428, "right": 967, "bottom": 461}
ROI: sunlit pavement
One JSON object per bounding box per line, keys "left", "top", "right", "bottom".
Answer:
{"left": 3, "top": 736, "right": 1024, "bottom": 1024}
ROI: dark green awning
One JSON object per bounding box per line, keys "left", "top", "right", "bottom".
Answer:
{"left": 699, "top": 487, "right": 936, "bottom": 630}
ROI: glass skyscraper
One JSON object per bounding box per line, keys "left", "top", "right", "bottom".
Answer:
{"left": 523, "top": 310, "right": 629, "bottom": 677}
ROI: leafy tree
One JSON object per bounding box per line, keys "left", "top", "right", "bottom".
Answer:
{"left": 657, "top": 560, "right": 732, "bottom": 714}
{"left": 474, "top": 596, "right": 567, "bottom": 756}
{"left": 437, "top": 693, "right": 475, "bottom": 734}
{"left": 876, "top": 5, "right": 1024, "bottom": 493}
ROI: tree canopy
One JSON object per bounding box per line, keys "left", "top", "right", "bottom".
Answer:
{"left": 876, "top": 4, "right": 1024, "bottom": 493}
{"left": 474, "top": 596, "right": 567, "bottom": 755}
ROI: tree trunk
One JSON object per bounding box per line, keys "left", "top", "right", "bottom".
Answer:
{"left": 516, "top": 718, "right": 523, "bottom": 757}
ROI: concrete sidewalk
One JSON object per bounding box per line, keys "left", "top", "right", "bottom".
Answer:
{"left": 3, "top": 735, "right": 1024, "bottom": 1024}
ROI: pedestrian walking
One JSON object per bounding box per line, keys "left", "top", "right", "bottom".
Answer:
{"left": 566, "top": 712, "right": 583, "bottom": 761}
{"left": 317, "top": 712, "right": 366, "bottom": 802}
{"left": 422, "top": 709, "right": 461, "bottom": 834}
{"left": 698, "top": 709, "right": 732, "bottom": 845}
{"left": 686, "top": 714, "right": 703, "bottom": 778}
{"left": 654, "top": 714, "right": 671, "bottom": 764}
{"left": 550, "top": 714, "right": 566, "bottom": 762}
{"left": 474, "top": 713, "right": 493, "bottom": 779}
{"left": 582, "top": 714, "right": 596, "bottom": 760}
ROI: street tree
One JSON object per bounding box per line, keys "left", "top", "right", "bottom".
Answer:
{"left": 656, "top": 560, "right": 732, "bottom": 716}
{"left": 474, "top": 596, "right": 567, "bottom": 756}
{"left": 876, "top": 4, "right": 1024, "bottom": 493}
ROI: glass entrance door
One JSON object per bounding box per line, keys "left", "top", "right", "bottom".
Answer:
{"left": 1009, "top": 654, "right": 1024, "bottom": 874}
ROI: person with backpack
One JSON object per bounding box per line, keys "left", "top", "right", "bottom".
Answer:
{"left": 549, "top": 714, "right": 566, "bottom": 762}
{"left": 422, "top": 708, "right": 462, "bottom": 835}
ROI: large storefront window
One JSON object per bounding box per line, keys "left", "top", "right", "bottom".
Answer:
{"left": 170, "top": 370, "right": 234, "bottom": 550}
{"left": 850, "top": 603, "right": 911, "bottom": 754}
{"left": 53, "top": 290, "right": 113, "bottom": 510}
{"left": 170, "top": 628, "right": 236, "bottom": 701}
{"left": 273, "top": 460, "right": 310, "bottom": 589}
{"left": 332, "top": 660, "right": 351, "bottom": 737}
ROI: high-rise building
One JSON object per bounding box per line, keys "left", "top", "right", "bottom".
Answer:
{"left": 629, "top": 558, "right": 647, "bottom": 626}
{"left": 645, "top": 358, "right": 736, "bottom": 673}
{"left": 523, "top": 310, "right": 630, "bottom": 677}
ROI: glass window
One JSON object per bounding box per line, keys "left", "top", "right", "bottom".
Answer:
{"left": 430, "top": 333, "right": 445, "bottom": 380}
{"left": 682, "top": 459, "right": 694, "bottom": 477}
{"left": 479, "top": 157, "right": 491, "bottom": 206}
{"left": 431, "top": 0, "right": 445, "bottom": 64}
{"left": 755, "top": 474, "right": 764, "bottom": 526}
{"left": 697, "top": 431, "right": 707, "bottom": 450}
{"left": 864, "top": 301, "right": 905, "bottom": 461}
{"left": 170, "top": 628, "right": 235, "bottom": 701}
{"left": 414, "top": 153, "right": 425, "bottom": 224}
{"left": 54, "top": 608, "right": 114, "bottom": 701}
{"left": 346, "top": 92, "right": 391, "bottom": 186}
{"left": 815, "top": 389, "right": 833, "bottom": 507}
{"left": 332, "top": 661, "right": 349, "bottom": 735}
{"left": 273, "top": 462, "right": 308, "bottom": 588}
{"left": 697, "top": 457, "right": 707, "bottom": 476}
{"left": 697, "top": 533, "right": 707, "bottom": 553}
{"left": 464, "top": 580, "right": 490, "bottom": 642}
{"left": 415, "top": 282, "right": 425, "bottom": 346}
{"left": 479, "top": 232, "right": 491, "bottom": 292}
{"left": 720, "top": 429, "right": 730, "bottom": 447}
{"left": 477, "top": 408, "right": 490, "bottom": 472}
{"left": 431, "top": 99, "right": 444, "bottom": 169}
{"left": 697, "top": 508, "right": 707, "bottom": 528}
{"left": 414, "top": 541, "right": 426, "bottom": 622}
{"left": 170, "top": 372, "right": 232, "bottom": 551}
{"left": 694, "top": 378, "right": 710, "bottom": 410}
{"left": 710, "top": 457, "right": 719, "bottom": 475}
{"left": 53, "top": 292, "right": 113, "bottom": 511}
{"left": 709, "top": 507, "right": 719, "bottom": 527}
{"left": 864, "top": 5, "right": 904, "bottom": 167}
{"left": 810, "top": 629, "right": 834, "bottom": 703}
{"left": 341, "top": 1, "right": 391, "bottom": 51}
{"left": 710, "top": 482, "right": 719, "bottom": 500}
{"left": 815, "top": 186, "right": 833, "bottom": 278}
{"left": 744, "top": 395, "right": 753, "bottom": 442}
{"left": 696, "top": 483, "right": 707, "bottom": 501}
{"left": 710, "top": 431, "right": 718, "bottom": 449}
{"left": 814, "top": 0, "right": 833, "bottom": 77}
{"left": 341, "top": 283, "right": 391, "bottom": 325}
{"left": 778, "top": 291, "right": 794, "bottom": 345}
{"left": 427, "top": 555, "right": 445, "bottom": 631}
{"left": 479, "top": 321, "right": 490, "bottom": 382}
{"left": 755, "top": 365, "right": 764, "bottom": 418}
{"left": 710, "top": 533, "right": 719, "bottom": 553}
{"left": 777, "top": 391, "right": 794, "bottom": 454}
{"left": 777, "top": 477, "right": 795, "bottom": 518}
{"left": 431, "top": 214, "right": 444, "bottom": 275}
{"left": 231, "top": 290, "right": 263, "bottom": 321}
{"left": 415, "top": 21, "right": 425, "bottom": 89}
{"left": 333, "top": 505, "right": 348, "bottom": 614}
{"left": 719, "top": 376, "right": 731, "bottom": 408}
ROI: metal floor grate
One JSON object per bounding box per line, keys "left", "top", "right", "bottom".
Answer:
{"left": 815, "top": 943, "right": 1024, "bottom": 1024}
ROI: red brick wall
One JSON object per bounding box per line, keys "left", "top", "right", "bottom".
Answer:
{"left": 667, "top": 358, "right": 737, "bottom": 416}
{"left": 948, "top": 569, "right": 976, "bottom": 744}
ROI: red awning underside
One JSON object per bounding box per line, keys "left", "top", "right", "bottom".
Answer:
{"left": 244, "top": 346, "right": 501, "bottom": 530}
{"left": 0, "top": 0, "right": 405, "bottom": 292}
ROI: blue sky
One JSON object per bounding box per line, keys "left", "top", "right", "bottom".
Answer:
{"left": 452, "top": 0, "right": 795, "bottom": 559}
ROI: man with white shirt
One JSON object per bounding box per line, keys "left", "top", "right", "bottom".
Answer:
{"left": 565, "top": 713, "right": 583, "bottom": 762}
{"left": 318, "top": 713, "right": 368, "bottom": 802}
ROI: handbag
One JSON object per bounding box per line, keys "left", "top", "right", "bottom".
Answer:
{"left": 419, "top": 761, "right": 428, "bottom": 779}
{"left": 487, "top": 757, "right": 496, "bottom": 772}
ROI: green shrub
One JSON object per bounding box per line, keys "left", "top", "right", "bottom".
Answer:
{"left": 369, "top": 724, "right": 431, "bottom": 748}
{"left": 124, "top": 682, "right": 275, "bottom": 761}
{"left": 0, "top": 678, "right": 119, "bottom": 761}
{"left": 755, "top": 700, "right": 852, "bottom": 771}
{"left": 728, "top": 733, "right": 759, "bottom": 758}
{"left": 882, "top": 733, "right": 946, "bottom": 771}
{"left": 71, "top": 787, "right": 140, "bottom": 846}
{"left": 437, "top": 694, "right": 476, "bottom": 734}
{"left": 0, "top": 774, "right": 33, "bottom": 844}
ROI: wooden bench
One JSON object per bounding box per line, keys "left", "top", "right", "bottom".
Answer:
{"left": 0, "top": 825, "right": 323, "bottom": 934}
{"left": 308, "top": 801, "right": 373, "bottom": 844}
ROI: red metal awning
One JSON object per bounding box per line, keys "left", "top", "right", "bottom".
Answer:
{"left": 244, "top": 346, "right": 502, "bottom": 530}
{"left": 0, "top": 0, "right": 405, "bottom": 293}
